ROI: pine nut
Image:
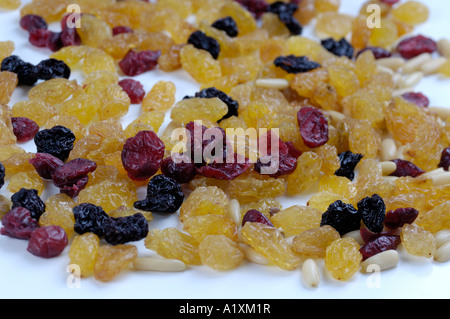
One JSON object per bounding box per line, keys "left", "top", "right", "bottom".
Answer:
{"left": 228, "top": 199, "right": 241, "bottom": 225}
{"left": 377, "top": 57, "right": 405, "bottom": 70}
{"left": 255, "top": 78, "right": 290, "bottom": 90}
{"left": 381, "top": 161, "right": 397, "bottom": 176}
{"left": 421, "top": 57, "right": 447, "bottom": 75}
{"left": 429, "top": 106, "right": 450, "bottom": 120}
{"left": 430, "top": 172, "right": 450, "bottom": 186}
{"left": 327, "top": 110, "right": 346, "bottom": 123}
{"left": 361, "top": 250, "right": 399, "bottom": 273}
{"left": 434, "top": 229, "right": 450, "bottom": 247}
{"left": 421, "top": 167, "right": 445, "bottom": 178}
{"left": 133, "top": 257, "right": 186, "bottom": 272}
{"left": 239, "top": 243, "right": 270, "bottom": 265}
{"left": 343, "top": 229, "right": 364, "bottom": 245}
{"left": 402, "top": 53, "right": 432, "bottom": 74}
{"left": 302, "top": 259, "right": 320, "bottom": 288}
{"left": 376, "top": 65, "right": 395, "bottom": 76}
{"left": 380, "top": 138, "right": 397, "bottom": 161}
{"left": 437, "top": 38, "right": 450, "bottom": 58}
{"left": 398, "top": 71, "right": 424, "bottom": 89}
{"left": 434, "top": 241, "right": 450, "bottom": 262}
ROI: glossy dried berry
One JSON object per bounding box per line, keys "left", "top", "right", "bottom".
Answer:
{"left": 359, "top": 235, "right": 401, "bottom": 261}
{"left": 27, "top": 225, "right": 68, "bottom": 258}
{"left": 190, "top": 87, "right": 239, "bottom": 120}
{"left": 241, "top": 209, "right": 274, "bottom": 227}
{"left": 51, "top": 158, "right": 97, "bottom": 197}
{"left": 103, "top": 213, "right": 149, "bottom": 245}
{"left": 334, "top": 151, "right": 363, "bottom": 181}
{"left": 0, "top": 162, "right": 4, "bottom": 190}
{"left": 267, "top": 1, "right": 302, "bottom": 35}
{"left": 255, "top": 153, "right": 297, "bottom": 178}
{"left": 1, "top": 55, "right": 38, "bottom": 86}
{"left": 212, "top": 16, "right": 239, "bottom": 37}
{"left": 20, "top": 14, "right": 48, "bottom": 33}
{"left": 11, "top": 188, "right": 45, "bottom": 221}
{"left": 0, "top": 207, "right": 39, "bottom": 239}
{"left": 34, "top": 125, "right": 76, "bottom": 161}
{"left": 121, "top": 131, "right": 165, "bottom": 181}
{"left": 235, "top": 0, "right": 269, "bottom": 19}
{"left": 35, "top": 58, "right": 71, "bottom": 81}
{"left": 401, "top": 92, "right": 429, "bottom": 107}
{"left": 29, "top": 29, "right": 51, "bottom": 48}
{"left": 320, "top": 200, "right": 362, "bottom": 235}
{"left": 29, "top": 153, "right": 64, "bottom": 179}
{"left": 11, "top": 117, "right": 39, "bottom": 143}
{"left": 196, "top": 152, "right": 251, "bottom": 180}
{"left": 274, "top": 55, "right": 320, "bottom": 74}
{"left": 187, "top": 31, "right": 221, "bottom": 60}
{"left": 357, "top": 194, "right": 386, "bottom": 233}
{"left": 396, "top": 35, "right": 437, "bottom": 59}
{"left": 384, "top": 207, "right": 419, "bottom": 229}
{"left": 118, "top": 78, "right": 145, "bottom": 104}
{"left": 160, "top": 154, "right": 196, "bottom": 184}
{"left": 134, "top": 174, "right": 184, "bottom": 213}
{"left": 297, "top": 106, "right": 329, "bottom": 148}
{"left": 321, "top": 38, "right": 354, "bottom": 59}
{"left": 356, "top": 46, "right": 391, "bottom": 59}
{"left": 390, "top": 159, "right": 425, "bottom": 177}
{"left": 119, "top": 49, "right": 161, "bottom": 76}
{"left": 73, "top": 203, "right": 109, "bottom": 237}
{"left": 438, "top": 147, "right": 450, "bottom": 171}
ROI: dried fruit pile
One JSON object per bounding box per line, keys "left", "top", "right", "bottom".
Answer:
{"left": 1, "top": 0, "right": 450, "bottom": 288}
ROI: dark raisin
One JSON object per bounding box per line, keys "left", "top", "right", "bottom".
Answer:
{"left": 274, "top": 55, "right": 321, "bottom": 73}
{"left": 112, "top": 25, "right": 134, "bottom": 36}
{"left": 196, "top": 152, "right": 251, "bottom": 180}
{"left": 34, "top": 125, "right": 76, "bottom": 161}
{"left": 359, "top": 235, "right": 401, "bottom": 261}
{"left": 187, "top": 30, "right": 221, "bottom": 60}
{"left": 103, "top": 213, "right": 149, "bottom": 245}
{"left": 36, "top": 58, "right": 71, "bottom": 81}
{"left": 297, "top": 106, "right": 329, "bottom": 148}
{"left": 357, "top": 194, "right": 386, "bottom": 233}
{"left": 11, "top": 188, "right": 46, "bottom": 221}
{"left": 267, "top": 1, "right": 302, "bottom": 35}
{"left": 235, "top": 0, "right": 269, "bottom": 19}
{"left": 242, "top": 209, "right": 274, "bottom": 227}
{"left": 121, "top": 131, "right": 165, "bottom": 181}
{"left": 334, "top": 151, "right": 363, "bottom": 181}
{"left": 160, "top": 154, "right": 196, "bottom": 184}
{"left": 321, "top": 37, "right": 354, "bottom": 59}
{"left": 29, "top": 153, "right": 64, "bottom": 179}
{"left": 255, "top": 153, "right": 297, "bottom": 178}
{"left": 356, "top": 46, "right": 391, "bottom": 59}
{"left": 401, "top": 91, "right": 430, "bottom": 107}
{"left": 27, "top": 225, "right": 68, "bottom": 258}
{"left": 11, "top": 117, "right": 39, "bottom": 143}
{"left": 73, "top": 203, "right": 109, "bottom": 237}
{"left": 320, "top": 200, "right": 362, "bottom": 235}
{"left": 0, "top": 55, "right": 38, "bottom": 86}
{"left": 118, "top": 78, "right": 145, "bottom": 104}
{"left": 212, "top": 16, "right": 239, "bottom": 37}
{"left": 0, "top": 207, "right": 39, "bottom": 240}
{"left": 29, "top": 29, "right": 51, "bottom": 48}
{"left": 190, "top": 87, "right": 239, "bottom": 120}
{"left": 118, "top": 49, "right": 161, "bottom": 76}
{"left": 0, "top": 161, "right": 4, "bottom": 190}
{"left": 438, "top": 147, "right": 450, "bottom": 171}
{"left": 133, "top": 174, "right": 185, "bottom": 213}
{"left": 20, "top": 14, "right": 48, "bottom": 33}
{"left": 396, "top": 35, "right": 437, "bottom": 60}
{"left": 51, "top": 158, "right": 97, "bottom": 198}
{"left": 389, "top": 159, "right": 425, "bottom": 177}
{"left": 384, "top": 207, "right": 419, "bottom": 229}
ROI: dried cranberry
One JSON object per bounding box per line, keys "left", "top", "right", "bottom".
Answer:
{"left": 258, "top": 130, "right": 289, "bottom": 156}
{"left": 118, "top": 78, "right": 146, "bottom": 104}
{"left": 60, "top": 26, "right": 81, "bottom": 47}
{"left": 396, "top": 35, "right": 437, "bottom": 59}
{"left": 360, "top": 227, "right": 400, "bottom": 243}
{"left": 27, "top": 225, "right": 68, "bottom": 258}
{"left": 51, "top": 158, "right": 97, "bottom": 197}
{"left": 379, "top": 0, "right": 400, "bottom": 5}
{"left": 187, "top": 31, "right": 221, "bottom": 60}
{"left": 0, "top": 207, "right": 39, "bottom": 240}
{"left": 438, "top": 147, "right": 450, "bottom": 171}
{"left": 356, "top": 46, "right": 391, "bottom": 59}
{"left": 401, "top": 92, "right": 429, "bottom": 107}
{"left": 357, "top": 194, "right": 386, "bottom": 233}
{"left": 235, "top": 0, "right": 269, "bottom": 19}
{"left": 121, "top": 131, "right": 165, "bottom": 181}
{"left": 112, "top": 26, "right": 134, "bottom": 36}
{"left": 11, "top": 188, "right": 45, "bottom": 221}
{"left": 242, "top": 209, "right": 274, "bottom": 227}
{"left": 212, "top": 16, "right": 239, "bottom": 37}
{"left": 160, "top": 154, "right": 196, "bottom": 184}
{"left": 46, "top": 31, "right": 64, "bottom": 52}
{"left": 196, "top": 152, "right": 251, "bottom": 180}
{"left": 29, "top": 29, "right": 51, "bottom": 48}
{"left": 11, "top": 117, "right": 39, "bottom": 143}
{"left": 285, "top": 141, "right": 303, "bottom": 158}
{"left": 297, "top": 106, "right": 329, "bottom": 148}
{"left": 20, "top": 14, "right": 48, "bottom": 33}
{"left": 274, "top": 55, "right": 321, "bottom": 73}
{"left": 255, "top": 153, "right": 297, "bottom": 178}
{"left": 359, "top": 235, "right": 401, "bottom": 261}
{"left": 29, "top": 153, "right": 64, "bottom": 179}
{"left": 389, "top": 159, "right": 425, "bottom": 177}
{"left": 384, "top": 207, "right": 419, "bottom": 229}
{"left": 119, "top": 49, "right": 161, "bottom": 76}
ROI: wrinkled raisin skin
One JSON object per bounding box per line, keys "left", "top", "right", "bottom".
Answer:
{"left": 27, "top": 225, "right": 68, "bottom": 258}
{"left": 321, "top": 38, "right": 354, "bottom": 59}
{"left": 11, "top": 188, "right": 45, "bottom": 221}
{"left": 297, "top": 107, "right": 329, "bottom": 148}
{"left": 73, "top": 203, "right": 109, "bottom": 237}
{"left": 0, "top": 162, "right": 4, "bottom": 190}
{"left": 187, "top": 87, "right": 239, "bottom": 121}
{"left": 187, "top": 31, "right": 221, "bottom": 60}
{"left": 335, "top": 151, "right": 363, "bottom": 181}
{"left": 274, "top": 55, "right": 321, "bottom": 74}
{"left": 357, "top": 194, "right": 386, "bottom": 233}
{"left": 212, "top": 16, "right": 239, "bottom": 37}
{"left": 384, "top": 207, "right": 419, "bottom": 229}
{"left": 160, "top": 154, "right": 196, "bottom": 184}
{"left": 36, "top": 58, "right": 71, "bottom": 81}
{"left": 320, "top": 200, "right": 362, "bottom": 235}
{"left": 438, "top": 147, "right": 450, "bottom": 171}
{"left": 51, "top": 158, "right": 97, "bottom": 197}
{"left": 34, "top": 125, "right": 76, "bottom": 162}
{"left": 0, "top": 207, "right": 39, "bottom": 240}
{"left": 29, "top": 153, "right": 64, "bottom": 180}
{"left": 1, "top": 55, "right": 38, "bottom": 86}
{"left": 103, "top": 213, "right": 149, "bottom": 245}
{"left": 267, "top": 1, "right": 302, "bottom": 35}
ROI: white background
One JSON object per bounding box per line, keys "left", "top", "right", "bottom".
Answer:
{"left": 0, "top": 0, "right": 449, "bottom": 299}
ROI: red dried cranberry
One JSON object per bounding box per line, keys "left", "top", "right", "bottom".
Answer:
{"left": 59, "top": 175, "right": 89, "bottom": 198}
{"left": 60, "top": 26, "right": 81, "bottom": 47}
{"left": 235, "top": 0, "right": 269, "bottom": 19}
{"left": 160, "top": 153, "right": 196, "bottom": 184}
{"left": 384, "top": 207, "right": 419, "bottom": 229}
{"left": 196, "top": 152, "right": 251, "bottom": 180}
{"left": 438, "top": 147, "right": 450, "bottom": 171}
{"left": 0, "top": 207, "right": 39, "bottom": 240}
{"left": 401, "top": 92, "right": 430, "bottom": 107}
{"left": 360, "top": 227, "right": 400, "bottom": 243}
{"left": 285, "top": 141, "right": 303, "bottom": 158}
{"left": 46, "top": 31, "right": 64, "bottom": 52}
{"left": 29, "top": 29, "right": 51, "bottom": 48}
{"left": 389, "top": 159, "right": 425, "bottom": 177}
{"left": 297, "top": 106, "right": 329, "bottom": 148}
{"left": 356, "top": 46, "right": 392, "bottom": 59}
{"left": 396, "top": 35, "right": 437, "bottom": 59}
{"left": 112, "top": 26, "right": 133, "bottom": 36}
{"left": 119, "top": 49, "right": 161, "bottom": 76}
{"left": 27, "top": 225, "right": 68, "bottom": 258}
{"left": 11, "top": 117, "right": 39, "bottom": 142}
{"left": 242, "top": 209, "right": 274, "bottom": 227}
{"left": 379, "top": 0, "right": 400, "bottom": 5}
{"left": 255, "top": 153, "right": 297, "bottom": 178}
{"left": 118, "top": 78, "right": 145, "bottom": 104}
{"left": 121, "top": 131, "right": 165, "bottom": 181}
{"left": 20, "top": 14, "right": 48, "bottom": 33}
{"left": 51, "top": 158, "right": 97, "bottom": 197}
{"left": 359, "top": 235, "right": 401, "bottom": 261}
{"left": 258, "top": 130, "right": 288, "bottom": 156}
{"left": 29, "top": 153, "right": 64, "bottom": 179}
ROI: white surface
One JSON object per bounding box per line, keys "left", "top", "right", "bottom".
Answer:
{"left": 1, "top": 0, "right": 450, "bottom": 299}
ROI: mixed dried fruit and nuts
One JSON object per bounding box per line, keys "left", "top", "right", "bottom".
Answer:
{"left": 1, "top": 0, "right": 450, "bottom": 287}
